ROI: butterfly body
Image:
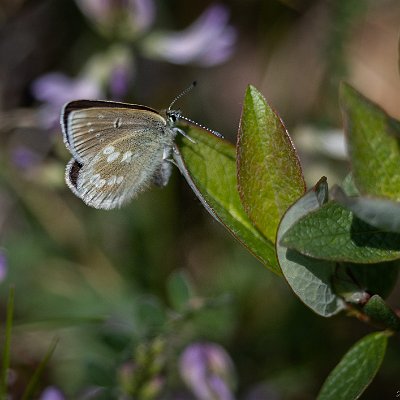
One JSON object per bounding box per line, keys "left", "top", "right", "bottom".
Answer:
{"left": 61, "top": 100, "right": 177, "bottom": 210}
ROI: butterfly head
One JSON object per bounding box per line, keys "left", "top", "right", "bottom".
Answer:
{"left": 165, "top": 109, "right": 182, "bottom": 127}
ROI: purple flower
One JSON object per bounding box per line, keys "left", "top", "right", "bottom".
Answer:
{"left": 32, "top": 73, "right": 101, "bottom": 105}
{"left": 75, "top": 0, "right": 156, "bottom": 38}
{"left": 0, "top": 251, "right": 7, "bottom": 282}
{"left": 40, "top": 386, "right": 65, "bottom": 400}
{"left": 179, "top": 342, "right": 236, "bottom": 400}
{"left": 142, "top": 4, "right": 236, "bottom": 66}
{"left": 131, "top": 0, "right": 155, "bottom": 33}
{"left": 108, "top": 62, "right": 132, "bottom": 100}
{"left": 31, "top": 72, "right": 102, "bottom": 129}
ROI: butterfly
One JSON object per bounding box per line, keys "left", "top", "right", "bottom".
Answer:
{"left": 60, "top": 83, "right": 222, "bottom": 210}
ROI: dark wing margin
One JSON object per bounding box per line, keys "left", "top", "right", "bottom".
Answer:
{"left": 65, "top": 158, "right": 83, "bottom": 198}
{"left": 60, "top": 99, "right": 160, "bottom": 148}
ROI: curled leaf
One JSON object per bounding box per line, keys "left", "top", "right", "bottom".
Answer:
{"left": 277, "top": 177, "right": 345, "bottom": 316}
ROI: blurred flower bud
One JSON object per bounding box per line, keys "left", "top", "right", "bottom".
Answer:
{"left": 140, "top": 375, "right": 165, "bottom": 399}
{"left": 142, "top": 4, "right": 236, "bottom": 67}
{"left": 11, "top": 146, "right": 41, "bottom": 170}
{"left": 179, "top": 342, "right": 236, "bottom": 400}
{"left": 83, "top": 45, "right": 134, "bottom": 101}
{"left": 109, "top": 63, "right": 131, "bottom": 100}
{"left": 40, "top": 386, "right": 65, "bottom": 400}
{"left": 0, "top": 251, "right": 7, "bottom": 282}
{"left": 118, "top": 361, "right": 137, "bottom": 393}
{"left": 75, "top": 0, "right": 156, "bottom": 39}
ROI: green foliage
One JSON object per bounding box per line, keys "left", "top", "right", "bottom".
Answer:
{"left": 177, "top": 84, "right": 400, "bottom": 317}
{"left": 237, "top": 85, "right": 305, "bottom": 242}
{"left": 174, "top": 127, "right": 280, "bottom": 275}
{"left": 166, "top": 270, "right": 193, "bottom": 312}
{"left": 317, "top": 332, "right": 388, "bottom": 400}
{"left": 280, "top": 201, "right": 400, "bottom": 263}
{"left": 340, "top": 82, "right": 400, "bottom": 201}
{"left": 276, "top": 178, "right": 345, "bottom": 316}
{"left": 176, "top": 83, "right": 400, "bottom": 399}
{"left": 332, "top": 185, "right": 400, "bottom": 233}
{"left": 363, "top": 295, "right": 400, "bottom": 331}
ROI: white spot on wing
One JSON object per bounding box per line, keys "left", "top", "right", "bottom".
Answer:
{"left": 90, "top": 174, "right": 101, "bottom": 184}
{"left": 96, "top": 179, "right": 106, "bottom": 188}
{"left": 121, "top": 151, "right": 133, "bottom": 163}
{"left": 108, "top": 175, "right": 117, "bottom": 185}
{"left": 107, "top": 152, "right": 120, "bottom": 163}
{"left": 116, "top": 176, "right": 124, "bottom": 184}
{"left": 103, "top": 146, "right": 115, "bottom": 155}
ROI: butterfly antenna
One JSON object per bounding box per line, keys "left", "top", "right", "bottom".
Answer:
{"left": 168, "top": 81, "right": 197, "bottom": 112}
{"left": 178, "top": 115, "right": 224, "bottom": 139}
{"left": 168, "top": 81, "right": 224, "bottom": 139}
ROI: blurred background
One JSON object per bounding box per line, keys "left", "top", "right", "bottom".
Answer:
{"left": 0, "top": 0, "right": 399, "bottom": 398}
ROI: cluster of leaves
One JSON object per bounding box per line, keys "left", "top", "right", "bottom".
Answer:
{"left": 174, "top": 83, "right": 400, "bottom": 399}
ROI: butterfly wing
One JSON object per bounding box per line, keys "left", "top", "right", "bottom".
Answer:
{"left": 61, "top": 100, "right": 167, "bottom": 164}
{"left": 62, "top": 101, "right": 176, "bottom": 209}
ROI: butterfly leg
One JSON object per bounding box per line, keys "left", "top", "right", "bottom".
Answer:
{"left": 173, "top": 127, "right": 196, "bottom": 144}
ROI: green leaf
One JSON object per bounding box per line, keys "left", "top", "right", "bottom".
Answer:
{"left": 340, "top": 82, "right": 400, "bottom": 200}
{"left": 277, "top": 178, "right": 345, "bottom": 316}
{"left": 174, "top": 125, "right": 280, "bottom": 275}
{"left": 363, "top": 295, "right": 400, "bottom": 331}
{"left": 317, "top": 332, "right": 388, "bottom": 400}
{"left": 332, "top": 185, "right": 400, "bottom": 233}
{"left": 281, "top": 201, "right": 400, "bottom": 263}
{"left": 166, "top": 270, "right": 193, "bottom": 312}
{"left": 237, "top": 85, "right": 305, "bottom": 242}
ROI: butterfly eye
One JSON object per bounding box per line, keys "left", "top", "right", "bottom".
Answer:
{"left": 167, "top": 109, "right": 182, "bottom": 124}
